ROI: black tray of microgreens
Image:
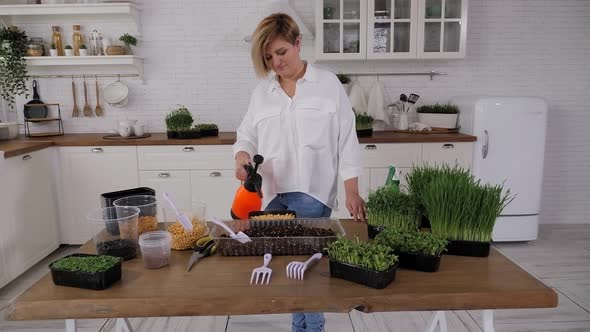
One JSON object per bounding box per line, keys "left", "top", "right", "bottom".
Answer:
{"left": 49, "top": 254, "right": 122, "bottom": 290}
{"left": 210, "top": 218, "right": 345, "bottom": 256}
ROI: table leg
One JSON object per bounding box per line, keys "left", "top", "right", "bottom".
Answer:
{"left": 65, "top": 319, "right": 77, "bottom": 332}
{"left": 115, "top": 318, "right": 135, "bottom": 332}
{"left": 483, "top": 310, "right": 494, "bottom": 332}
{"left": 425, "top": 311, "right": 448, "bottom": 332}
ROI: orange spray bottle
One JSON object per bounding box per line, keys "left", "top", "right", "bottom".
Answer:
{"left": 230, "top": 154, "right": 264, "bottom": 219}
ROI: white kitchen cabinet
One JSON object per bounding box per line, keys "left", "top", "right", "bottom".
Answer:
{"left": 139, "top": 170, "right": 191, "bottom": 220}
{"left": 417, "top": 0, "right": 468, "bottom": 58}
{"left": 57, "top": 146, "right": 139, "bottom": 244}
{"left": 137, "top": 145, "right": 234, "bottom": 171}
{"left": 369, "top": 167, "right": 412, "bottom": 191}
{"left": 316, "top": 0, "right": 467, "bottom": 60}
{"left": 361, "top": 142, "right": 422, "bottom": 167}
{"left": 421, "top": 142, "right": 472, "bottom": 169}
{"left": 190, "top": 169, "right": 236, "bottom": 220}
{"left": 0, "top": 149, "right": 59, "bottom": 284}
{"left": 316, "top": 0, "right": 368, "bottom": 60}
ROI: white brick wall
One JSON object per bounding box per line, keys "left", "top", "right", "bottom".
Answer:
{"left": 3, "top": 0, "right": 589, "bottom": 224}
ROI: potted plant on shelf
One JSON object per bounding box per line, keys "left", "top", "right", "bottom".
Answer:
{"left": 49, "top": 42, "right": 58, "bottom": 56}
{"left": 49, "top": 253, "right": 122, "bottom": 290}
{"left": 165, "top": 105, "right": 197, "bottom": 139}
{"left": 0, "top": 26, "right": 29, "bottom": 108}
{"left": 195, "top": 123, "right": 219, "bottom": 137}
{"left": 416, "top": 164, "right": 512, "bottom": 257}
{"left": 355, "top": 109, "right": 374, "bottom": 138}
{"left": 79, "top": 44, "right": 88, "bottom": 56}
{"left": 366, "top": 186, "right": 421, "bottom": 239}
{"left": 416, "top": 103, "right": 459, "bottom": 129}
{"left": 119, "top": 33, "right": 137, "bottom": 55}
{"left": 64, "top": 44, "right": 74, "bottom": 56}
{"left": 374, "top": 229, "right": 448, "bottom": 272}
{"left": 327, "top": 237, "right": 399, "bottom": 289}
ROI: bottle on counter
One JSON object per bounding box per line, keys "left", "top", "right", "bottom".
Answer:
{"left": 51, "top": 26, "right": 64, "bottom": 56}
{"left": 72, "top": 25, "right": 83, "bottom": 56}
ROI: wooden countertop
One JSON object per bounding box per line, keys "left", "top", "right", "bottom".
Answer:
{"left": 6, "top": 221, "right": 556, "bottom": 321}
{"left": 0, "top": 131, "right": 477, "bottom": 158}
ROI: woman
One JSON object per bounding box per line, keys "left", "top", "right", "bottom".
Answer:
{"left": 233, "top": 13, "right": 366, "bottom": 332}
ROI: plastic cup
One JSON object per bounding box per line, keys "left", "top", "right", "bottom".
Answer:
{"left": 191, "top": 200, "right": 207, "bottom": 223}
{"left": 86, "top": 206, "right": 140, "bottom": 261}
{"left": 113, "top": 195, "right": 158, "bottom": 235}
{"left": 139, "top": 230, "right": 172, "bottom": 269}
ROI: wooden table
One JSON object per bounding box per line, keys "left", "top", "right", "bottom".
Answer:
{"left": 6, "top": 221, "right": 557, "bottom": 332}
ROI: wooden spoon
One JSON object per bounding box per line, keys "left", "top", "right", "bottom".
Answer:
{"left": 95, "top": 78, "right": 103, "bottom": 116}
{"left": 71, "top": 78, "right": 79, "bottom": 117}
{"left": 82, "top": 76, "right": 92, "bottom": 117}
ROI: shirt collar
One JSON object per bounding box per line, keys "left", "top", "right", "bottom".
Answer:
{"left": 267, "top": 61, "right": 317, "bottom": 93}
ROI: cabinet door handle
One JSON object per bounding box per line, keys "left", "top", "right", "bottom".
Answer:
{"left": 92, "top": 147, "right": 103, "bottom": 153}
{"left": 365, "top": 144, "right": 377, "bottom": 150}
{"left": 482, "top": 130, "right": 489, "bottom": 159}
{"left": 210, "top": 171, "right": 222, "bottom": 177}
{"left": 183, "top": 147, "right": 195, "bottom": 152}
{"left": 443, "top": 144, "right": 455, "bottom": 149}
{"left": 22, "top": 154, "right": 32, "bottom": 160}
{"left": 158, "top": 172, "right": 171, "bottom": 178}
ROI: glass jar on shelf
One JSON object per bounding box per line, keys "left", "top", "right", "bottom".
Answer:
{"left": 28, "top": 37, "right": 46, "bottom": 56}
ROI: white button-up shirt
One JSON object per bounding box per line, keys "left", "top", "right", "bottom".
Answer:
{"left": 233, "top": 63, "right": 361, "bottom": 210}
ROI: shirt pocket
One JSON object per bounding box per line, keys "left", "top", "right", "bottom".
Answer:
{"left": 294, "top": 98, "right": 337, "bottom": 149}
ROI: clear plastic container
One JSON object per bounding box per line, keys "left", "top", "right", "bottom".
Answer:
{"left": 113, "top": 195, "right": 158, "bottom": 235}
{"left": 163, "top": 206, "right": 209, "bottom": 250}
{"left": 86, "top": 206, "right": 140, "bottom": 261}
{"left": 139, "top": 231, "right": 172, "bottom": 269}
{"left": 210, "top": 218, "right": 346, "bottom": 256}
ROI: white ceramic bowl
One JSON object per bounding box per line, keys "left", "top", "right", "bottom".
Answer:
{"left": 103, "top": 80, "right": 129, "bottom": 106}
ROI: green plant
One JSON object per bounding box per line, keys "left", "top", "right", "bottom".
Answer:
{"left": 405, "top": 164, "right": 450, "bottom": 215}
{"left": 195, "top": 123, "right": 218, "bottom": 131}
{"left": 354, "top": 110, "right": 374, "bottom": 130}
{"left": 0, "top": 26, "right": 29, "bottom": 107}
{"left": 327, "top": 237, "right": 398, "bottom": 272}
{"left": 80, "top": 44, "right": 87, "bottom": 49}
{"left": 119, "top": 33, "right": 137, "bottom": 47}
{"left": 366, "top": 187, "right": 421, "bottom": 230}
{"left": 375, "top": 229, "right": 448, "bottom": 257}
{"left": 64, "top": 45, "right": 72, "bottom": 50}
{"left": 336, "top": 73, "right": 351, "bottom": 85}
{"left": 416, "top": 103, "right": 459, "bottom": 114}
{"left": 417, "top": 164, "right": 513, "bottom": 242}
{"left": 165, "top": 105, "right": 194, "bottom": 131}
{"left": 51, "top": 255, "right": 121, "bottom": 273}
{"left": 50, "top": 42, "right": 56, "bottom": 50}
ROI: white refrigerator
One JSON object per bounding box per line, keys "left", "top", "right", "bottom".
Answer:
{"left": 452, "top": 96, "right": 548, "bottom": 241}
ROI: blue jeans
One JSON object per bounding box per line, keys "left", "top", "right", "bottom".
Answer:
{"left": 265, "top": 192, "right": 330, "bottom": 332}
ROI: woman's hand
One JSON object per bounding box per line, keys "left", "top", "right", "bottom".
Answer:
{"left": 346, "top": 192, "right": 367, "bottom": 222}
{"left": 235, "top": 151, "right": 252, "bottom": 181}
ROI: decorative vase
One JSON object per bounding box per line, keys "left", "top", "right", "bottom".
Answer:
{"left": 398, "top": 113, "right": 409, "bottom": 130}
{"left": 49, "top": 49, "right": 58, "bottom": 56}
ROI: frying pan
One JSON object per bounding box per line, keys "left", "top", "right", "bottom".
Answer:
{"left": 24, "top": 80, "right": 48, "bottom": 119}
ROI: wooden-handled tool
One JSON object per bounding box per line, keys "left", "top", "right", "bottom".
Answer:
{"left": 71, "top": 78, "right": 79, "bottom": 117}
{"left": 95, "top": 77, "right": 103, "bottom": 116}
{"left": 83, "top": 75, "right": 92, "bottom": 117}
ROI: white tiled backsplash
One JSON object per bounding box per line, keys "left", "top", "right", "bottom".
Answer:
{"left": 3, "top": 0, "right": 589, "bottom": 224}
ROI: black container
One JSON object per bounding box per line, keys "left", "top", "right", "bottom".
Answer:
{"left": 367, "top": 224, "right": 385, "bottom": 239}
{"left": 445, "top": 240, "right": 490, "bottom": 257}
{"left": 419, "top": 215, "right": 431, "bottom": 229}
{"left": 166, "top": 131, "right": 177, "bottom": 139}
{"left": 396, "top": 251, "right": 442, "bottom": 272}
{"left": 49, "top": 254, "right": 122, "bottom": 290}
{"left": 249, "top": 210, "right": 297, "bottom": 228}
{"left": 249, "top": 210, "right": 297, "bottom": 218}
{"left": 199, "top": 128, "right": 219, "bottom": 137}
{"left": 329, "top": 259, "right": 397, "bottom": 289}
{"left": 356, "top": 128, "right": 373, "bottom": 138}
{"left": 99, "top": 187, "right": 155, "bottom": 235}
{"left": 175, "top": 130, "right": 200, "bottom": 139}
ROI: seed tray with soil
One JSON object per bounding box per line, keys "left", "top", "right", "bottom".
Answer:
{"left": 210, "top": 218, "right": 345, "bottom": 256}
{"left": 96, "top": 239, "right": 138, "bottom": 261}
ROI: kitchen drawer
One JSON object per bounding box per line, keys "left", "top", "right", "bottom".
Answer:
{"left": 422, "top": 142, "right": 473, "bottom": 169}
{"left": 138, "top": 145, "right": 234, "bottom": 170}
{"left": 139, "top": 170, "right": 192, "bottom": 218}
{"left": 360, "top": 143, "right": 422, "bottom": 168}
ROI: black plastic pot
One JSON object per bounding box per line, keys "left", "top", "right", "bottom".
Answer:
{"left": 166, "top": 131, "right": 177, "bottom": 139}
{"left": 49, "top": 254, "right": 122, "bottom": 290}
{"left": 367, "top": 224, "right": 385, "bottom": 239}
{"left": 329, "top": 259, "right": 397, "bottom": 289}
{"left": 356, "top": 128, "right": 373, "bottom": 138}
{"left": 99, "top": 187, "right": 156, "bottom": 235}
{"left": 175, "top": 130, "right": 200, "bottom": 139}
{"left": 419, "top": 215, "right": 431, "bottom": 229}
{"left": 445, "top": 240, "right": 490, "bottom": 257}
{"left": 199, "top": 128, "right": 219, "bottom": 137}
{"left": 395, "top": 251, "right": 442, "bottom": 272}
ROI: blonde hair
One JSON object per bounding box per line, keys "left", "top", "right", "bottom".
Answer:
{"left": 251, "top": 13, "right": 300, "bottom": 78}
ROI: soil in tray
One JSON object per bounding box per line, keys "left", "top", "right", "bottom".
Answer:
{"left": 242, "top": 224, "right": 335, "bottom": 237}
{"left": 96, "top": 239, "right": 137, "bottom": 260}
